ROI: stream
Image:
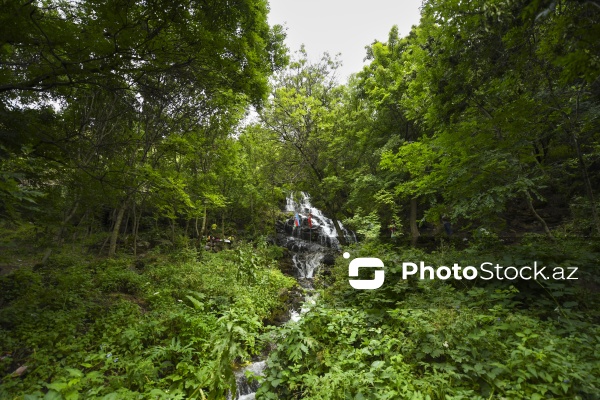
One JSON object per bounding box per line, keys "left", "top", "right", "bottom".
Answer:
{"left": 229, "top": 192, "right": 355, "bottom": 399}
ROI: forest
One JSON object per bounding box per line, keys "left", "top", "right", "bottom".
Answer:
{"left": 0, "top": 0, "right": 599, "bottom": 398}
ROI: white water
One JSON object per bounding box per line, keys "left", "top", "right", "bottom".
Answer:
{"left": 284, "top": 192, "right": 355, "bottom": 252}
{"left": 228, "top": 361, "right": 266, "bottom": 400}
{"left": 232, "top": 193, "right": 355, "bottom": 398}
{"left": 292, "top": 252, "right": 324, "bottom": 279}
{"left": 289, "top": 292, "right": 319, "bottom": 323}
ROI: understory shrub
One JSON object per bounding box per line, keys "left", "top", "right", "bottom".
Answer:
{"left": 259, "top": 239, "right": 600, "bottom": 399}
{"left": 0, "top": 244, "right": 295, "bottom": 399}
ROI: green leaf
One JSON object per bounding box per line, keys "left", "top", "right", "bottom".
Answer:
{"left": 46, "top": 382, "right": 68, "bottom": 391}
{"left": 44, "top": 390, "right": 63, "bottom": 400}
{"left": 66, "top": 368, "right": 83, "bottom": 378}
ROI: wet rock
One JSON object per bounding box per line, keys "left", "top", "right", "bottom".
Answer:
{"left": 322, "top": 253, "right": 336, "bottom": 266}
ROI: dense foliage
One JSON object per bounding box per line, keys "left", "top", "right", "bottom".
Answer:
{"left": 0, "top": 244, "right": 295, "bottom": 398}
{"left": 258, "top": 238, "right": 600, "bottom": 399}
{"left": 1, "top": 0, "right": 599, "bottom": 398}
{"left": 248, "top": 0, "right": 600, "bottom": 244}
{"left": 0, "top": 0, "right": 288, "bottom": 258}
{"left": 244, "top": 0, "right": 600, "bottom": 398}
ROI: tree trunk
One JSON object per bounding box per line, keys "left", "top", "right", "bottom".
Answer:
{"left": 60, "top": 201, "right": 79, "bottom": 239}
{"left": 250, "top": 194, "right": 255, "bottom": 236}
{"left": 123, "top": 209, "right": 130, "bottom": 236}
{"left": 332, "top": 217, "right": 347, "bottom": 246}
{"left": 109, "top": 200, "right": 128, "bottom": 257}
{"left": 99, "top": 209, "right": 116, "bottom": 255}
{"left": 410, "top": 198, "right": 420, "bottom": 247}
{"left": 133, "top": 201, "right": 139, "bottom": 256}
{"left": 85, "top": 208, "right": 95, "bottom": 241}
{"left": 201, "top": 205, "right": 207, "bottom": 238}
{"left": 525, "top": 191, "right": 555, "bottom": 240}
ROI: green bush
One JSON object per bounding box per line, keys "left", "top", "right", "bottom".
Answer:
{"left": 260, "top": 239, "right": 600, "bottom": 399}
{"left": 0, "top": 244, "right": 295, "bottom": 399}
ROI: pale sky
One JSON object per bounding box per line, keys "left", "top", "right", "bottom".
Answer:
{"left": 267, "top": 0, "right": 424, "bottom": 83}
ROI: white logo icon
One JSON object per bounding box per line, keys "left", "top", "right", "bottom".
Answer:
{"left": 348, "top": 256, "right": 385, "bottom": 290}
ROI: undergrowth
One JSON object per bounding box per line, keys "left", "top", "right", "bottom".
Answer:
{"left": 258, "top": 236, "right": 600, "bottom": 399}
{"left": 0, "top": 242, "right": 295, "bottom": 399}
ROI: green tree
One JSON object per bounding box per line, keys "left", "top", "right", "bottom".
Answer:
{"left": 0, "top": 0, "right": 287, "bottom": 256}
{"left": 256, "top": 48, "right": 352, "bottom": 242}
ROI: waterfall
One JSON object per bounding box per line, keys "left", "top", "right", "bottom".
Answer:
{"left": 228, "top": 361, "right": 266, "bottom": 400}
{"left": 284, "top": 192, "right": 355, "bottom": 252}
{"left": 282, "top": 192, "right": 355, "bottom": 279}
{"left": 292, "top": 253, "right": 323, "bottom": 279}
{"left": 230, "top": 192, "right": 355, "bottom": 398}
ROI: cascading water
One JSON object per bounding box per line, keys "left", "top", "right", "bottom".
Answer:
{"left": 282, "top": 192, "right": 355, "bottom": 281}
{"left": 284, "top": 192, "right": 356, "bottom": 252}
{"left": 230, "top": 192, "right": 356, "bottom": 399}
{"left": 229, "top": 361, "right": 266, "bottom": 400}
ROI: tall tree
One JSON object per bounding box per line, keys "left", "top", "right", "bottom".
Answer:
{"left": 0, "top": 0, "right": 287, "bottom": 255}
{"left": 256, "top": 48, "right": 351, "bottom": 242}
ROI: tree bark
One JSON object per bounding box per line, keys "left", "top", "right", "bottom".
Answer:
{"left": 133, "top": 201, "right": 139, "bottom": 256}
{"left": 410, "top": 198, "right": 420, "bottom": 247}
{"left": 59, "top": 201, "right": 79, "bottom": 241}
{"left": 201, "top": 204, "right": 207, "bottom": 238}
{"left": 525, "top": 191, "right": 555, "bottom": 240}
{"left": 332, "top": 217, "right": 347, "bottom": 246}
{"left": 250, "top": 194, "right": 255, "bottom": 236}
{"left": 109, "top": 200, "right": 128, "bottom": 257}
